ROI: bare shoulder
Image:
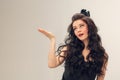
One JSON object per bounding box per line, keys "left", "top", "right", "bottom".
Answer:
{"left": 59, "top": 46, "right": 68, "bottom": 57}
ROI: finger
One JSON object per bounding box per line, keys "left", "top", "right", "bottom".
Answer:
{"left": 38, "top": 28, "right": 44, "bottom": 32}
{"left": 38, "top": 28, "right": 47, "bottom": 34}
{"left": 38, "top": 28, "right": 51, "bottom": 36}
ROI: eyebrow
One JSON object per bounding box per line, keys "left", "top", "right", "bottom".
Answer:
{"left": 72, "top": 26, "right": 77, "bottom": 29}
{"left": 73, "top": 23, "right": 84, "bottom": 27}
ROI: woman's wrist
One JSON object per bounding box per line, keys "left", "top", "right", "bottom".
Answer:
{"left": 50, "top": 37, "right": 56, "bottom": 41}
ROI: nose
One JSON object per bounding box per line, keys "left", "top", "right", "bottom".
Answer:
{"left": 76, "top": 28, "right": 81, "bottom": 32}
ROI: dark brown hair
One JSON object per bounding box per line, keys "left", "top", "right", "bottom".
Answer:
{"left": 57, "top": 13, "right": 108, "bottom": 76}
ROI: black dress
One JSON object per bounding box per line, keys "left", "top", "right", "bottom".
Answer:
{"left": 61, "top": 52, "right": 98, "bottom": 80}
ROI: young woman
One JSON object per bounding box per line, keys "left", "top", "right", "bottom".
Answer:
{"left": 38, "top": 9, "right": 108, "bottom": 80}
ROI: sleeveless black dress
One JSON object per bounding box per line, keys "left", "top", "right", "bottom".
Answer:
{"left": 61, "top": 52, "right": 98, "bottom": 80}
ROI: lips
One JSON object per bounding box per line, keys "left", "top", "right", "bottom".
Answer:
{"left": 78, "top": 33, "right": 84, "bottom": 37}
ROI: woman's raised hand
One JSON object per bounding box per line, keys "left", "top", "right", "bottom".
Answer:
{"left": 38, "top": 28, "right": 55, "bottom": 40}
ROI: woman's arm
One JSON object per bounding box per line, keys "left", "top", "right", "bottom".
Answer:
{"left": 48, "top": 38, "right": 66, "bottom": 68}
{"left": 97, "top": 53, "right": 108, "bottom": 80}
{"left": 38, "top": 28, "right": 66, "bottom": 68}
{"left": 96, "top": 69, "right": 106, "bottom": 80}
{"left": 96, "top": 64, "right": 107, "bottom": 80}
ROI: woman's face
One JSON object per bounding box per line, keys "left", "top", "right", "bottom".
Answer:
{"left": 72, "top": 19, "right": 89, "bottom": 42}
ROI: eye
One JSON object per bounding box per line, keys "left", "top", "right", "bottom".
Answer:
{"left": 79, "top": 24, "right": 84, "bottom": 27}
{"left": 73, "top": 27, "right": 76, "bottom": 30}
{"left": 73, "top": 26, "right": 77, "bottom": 31}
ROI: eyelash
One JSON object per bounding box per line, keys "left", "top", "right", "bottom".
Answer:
{"left": 73, "top": 28, "right": 76, "bottom": 30}
{"left": 79, "top": 24, "right": 84, "bottom": 27}
{"left": 73, "top": 25, "right": 84, "bottom": 30}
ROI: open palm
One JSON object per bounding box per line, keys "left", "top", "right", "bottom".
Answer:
{"left": 38, "top": 28, "right": 55, "bottom": 40}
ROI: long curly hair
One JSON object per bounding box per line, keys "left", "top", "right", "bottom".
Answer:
{"left": 57, "top": 12, "right": 108, "bottom": 76}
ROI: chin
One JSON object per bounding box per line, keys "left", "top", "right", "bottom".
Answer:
{"left": 78, "top": 38, "right": 84, "bottom": 41}
{"left": 79, "top": 38, "right": 88, "bottom": 42}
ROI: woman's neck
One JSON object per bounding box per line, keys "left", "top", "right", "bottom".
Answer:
{"left": 83, "top": 39, "right": 89, "bottom": 49}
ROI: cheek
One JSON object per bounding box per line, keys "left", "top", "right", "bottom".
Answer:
{"left": 74, "top": 31, "right": 78, "bottom": 36}
{"left": 84, "top": 30, "right": 89, "bottom": 37}
{"left": 84, "top": 28, "right": 89, "bottom": 35}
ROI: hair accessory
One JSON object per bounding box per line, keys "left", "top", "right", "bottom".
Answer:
{"left": 80, "top": 9, "right": 90, "bottom": 17}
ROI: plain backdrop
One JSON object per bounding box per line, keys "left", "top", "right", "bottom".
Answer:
{"left": 0, "top": 0, "right": 120, "bottom": 80}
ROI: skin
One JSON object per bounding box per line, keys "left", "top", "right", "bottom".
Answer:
{"left": 38, "top": 28, "right": 65, "bottom": 68}
{"left": 72, "top": 19, "right": 90, "bottom": 62}
{"left": 72, "top": 19, "right": 89, "bottom": 43}
{"left": 38, "top": 19, "right": 107, "bottom": 80}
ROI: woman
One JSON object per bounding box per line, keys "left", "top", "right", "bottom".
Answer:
{"left": 38, "top": 9, "right": 108, "bottom": 80}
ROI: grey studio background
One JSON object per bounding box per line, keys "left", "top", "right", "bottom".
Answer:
{"left": 0, "top": 0, "right": 120, "bottom": 80}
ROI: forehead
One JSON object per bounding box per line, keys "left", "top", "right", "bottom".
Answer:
{"left": 72, "top": 19, "right": 86, "bottom": 26}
